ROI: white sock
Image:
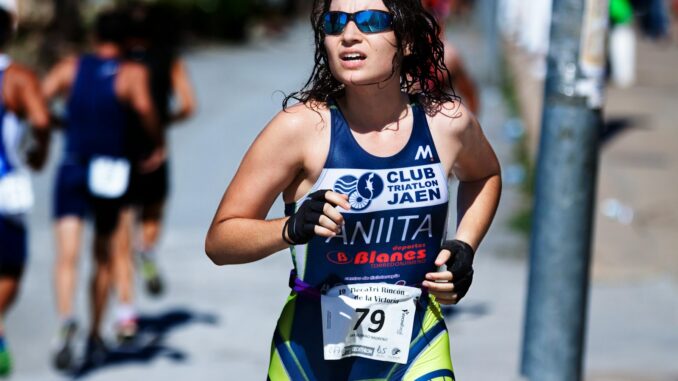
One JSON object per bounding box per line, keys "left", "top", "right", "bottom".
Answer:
{"left": 116, "top": 304, "right": 137, "bottom": 323}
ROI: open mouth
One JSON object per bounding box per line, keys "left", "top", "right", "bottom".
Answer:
{"left": 341, "top": 53, "right": 367, "bottom": 61}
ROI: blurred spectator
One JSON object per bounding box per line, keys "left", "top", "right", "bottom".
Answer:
{"left": 497, "top": 0, "right": 552, "bottom": 79}
{"left": 0, "top": 1, "right": 51, "bottom": 377}
{"left": 609, "top": 0, "right": 636, "bottom": 87}
{"left": 632, "top": 0, "right": 671, "bottom": 39}
{"left": 423, "top": 0, "right": 480, "bottom": 114}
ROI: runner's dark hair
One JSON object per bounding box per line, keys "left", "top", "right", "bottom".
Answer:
{"left": 0, "top": 9, "right": 12, "bottom": 49}
{"left": 95, "top": 9, "right": 129, "bottom": 45}
{"left": 283, "top": 0, "right": 457, "bottom": 114}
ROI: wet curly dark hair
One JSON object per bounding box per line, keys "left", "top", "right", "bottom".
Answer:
{"left": 283, "top": 0, "right": 458, "bottom": 114}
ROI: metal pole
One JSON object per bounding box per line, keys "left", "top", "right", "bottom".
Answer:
{"left": 520, "top": 0, "right": 608, "bottom": 380}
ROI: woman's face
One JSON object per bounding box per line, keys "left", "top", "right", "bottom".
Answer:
{"left": 324, "top": 0, "right": 400, "bottom": 88}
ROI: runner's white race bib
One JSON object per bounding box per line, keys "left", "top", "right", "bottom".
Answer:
{"left": 88, "top": 156, "right": 130, "bottom": 198}
{"left": 321, "top": 283, "right": 421, "bottom": 364}
{"left": 0, "top": 170, "right": 33, "bottom": 215}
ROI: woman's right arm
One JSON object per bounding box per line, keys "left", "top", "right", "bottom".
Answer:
{"left": 205, "top": 106, "right": 312, "bottom": 265}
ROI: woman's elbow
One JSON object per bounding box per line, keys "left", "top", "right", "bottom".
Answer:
{"left": 204, "top": 230, "right": 230, "bottom": 266}
{"left": 183, "top": 102, "right": 196, "bottom": 119}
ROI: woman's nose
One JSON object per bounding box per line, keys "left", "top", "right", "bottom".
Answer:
{"left": 341, "top": 20, "right": 363, "bottom": 44}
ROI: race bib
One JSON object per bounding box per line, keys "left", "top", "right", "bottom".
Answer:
{"left": 321, "top": 283, "right": 421, "bottom": 364}
{"left": 88, "top": 156, "right": 130, "bottom": 199}
{"left": 0, "top": 170, "right": 34, "bottom": 215}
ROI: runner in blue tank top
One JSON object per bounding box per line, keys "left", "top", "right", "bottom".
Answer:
{"left": 0, "top": 5, "right": 51, "bottom": 376}
{"left": 42, "top": 9, "right": 163, "bottom": 370}
{"left": 206, "top": 0, "right": 501, "bottom": 379}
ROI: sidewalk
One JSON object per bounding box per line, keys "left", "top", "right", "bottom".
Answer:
{"left": 505, "top": 31, "right": 678, "bottom": 380}
{"left": 594, "top": 39, "right": 678, "bottom": 281}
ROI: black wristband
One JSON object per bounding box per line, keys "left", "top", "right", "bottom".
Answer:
{"left": 282, "top": 218, "right": 296, "bottom": 245}
{"left": 284, "top": 189, "right": 333, "bottom": 245}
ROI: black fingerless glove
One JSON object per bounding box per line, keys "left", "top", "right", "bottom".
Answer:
{"left": 283, "top": 189, "right": 331, "bottom": 245}
{"left": 442, "top": 239, "right": 475, "bottom": 301}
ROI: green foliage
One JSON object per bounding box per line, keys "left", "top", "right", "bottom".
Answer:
{"left": 508, "top": 198, "right": 533, "bottom": 236}
{"left": 500, "top": 57, "right": 534, "bottom": 236}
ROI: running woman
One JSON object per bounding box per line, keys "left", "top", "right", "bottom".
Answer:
{"left": 42, "top": 9, "right": 162, "bottom": 370}
{"left": 206, "top": 0, "right": 501, "bottom": 379}
{"left": 0, "top": 3, "right": 51, "bottom": 376}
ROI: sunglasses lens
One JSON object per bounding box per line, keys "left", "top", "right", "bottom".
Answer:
{"left": 324, "top": 12, "right": 347, "bottom": 35}
{"left": 355, "top": 11, "right": 392, "bottom": 33}
{"left": 323, "top": 11, "right": 392, "bottom": 35}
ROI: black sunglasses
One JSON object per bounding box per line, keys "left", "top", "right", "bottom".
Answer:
{"left": 323, "top": 10, "right": 393, "bottom": 35}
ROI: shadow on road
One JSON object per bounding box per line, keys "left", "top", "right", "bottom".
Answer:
{"left": 600, "top": 116, "right": 648, "bottom": 147}
{"left": 441, "top": 302, "right": 489, "bottom": 320}
{"left": 70, "top": 308, "right": 218, "bottom": 378}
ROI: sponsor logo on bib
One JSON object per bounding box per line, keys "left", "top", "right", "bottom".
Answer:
{"left": 326, "top": 244, "right": 428, "bottom": 268}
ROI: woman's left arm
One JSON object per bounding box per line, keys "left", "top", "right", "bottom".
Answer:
{"left": 424, "top": 111, "right": 501, "bottom": 304}
{"left": 451, "top": 115, "right": 502, "bottom": 249}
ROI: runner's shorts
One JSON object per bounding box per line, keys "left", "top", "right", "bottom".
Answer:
{"left": 126, "top": 160, "right": 169, "bottom": 207}
{"left": 0, "top": 215, "right": 27, "bottom": 277}
{"left": 53, "top": 161, "right": 124, "bottom": 235}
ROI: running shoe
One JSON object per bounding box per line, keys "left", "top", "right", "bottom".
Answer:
{"left": 0, "top": 346, "right": 12, "bottom": 377}
{"left": 115, "top": 318, "right": 139, "bottom": 345}
{"left": 53, "top": 320, "right": 77, "bottom": 371}
{"left": 84, "top": 335, "right": 108, "bottom": 366}
{"left": 140, "top": 254, "right": 164, "bottom": 296}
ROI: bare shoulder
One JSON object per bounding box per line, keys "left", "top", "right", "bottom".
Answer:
{"left": 3, "top": 63, "right": 42, "bottom": 109}
{"left": 428, "top": 99, "right": 477, "bottom": 138}
{"left": 5, "top": 63, "right": 39, "bottom": 86}
{"left": 119, "top": 61, "right": 148, "bottom": 79}
{"left": 264, "top": 101, "right": 330, "bottom": 141}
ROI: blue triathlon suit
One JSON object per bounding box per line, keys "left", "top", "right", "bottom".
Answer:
{"left": 53, "top": 54, "right": 129, "bottom": 235}
{"left": 269, "top": 98, "right": 456, "bottom": 381}
{"left": 0, "top": 66, "right": 27, "bottom": 278}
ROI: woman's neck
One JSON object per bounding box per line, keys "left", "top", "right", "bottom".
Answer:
{"left": 339, "top": 80, "right": 410, "bottom": 133}
{"left": 94, "top": 43, "right": 121, "bottom": 59}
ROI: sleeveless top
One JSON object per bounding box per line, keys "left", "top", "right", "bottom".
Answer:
{"left": 64, "top": 54, "right": 128, "bottom": 160}
{"left": 270, "top": 98, "right": 456, "bottom": 381}
{"left": 286, "top": 98, "right": 450, "bottom": 289}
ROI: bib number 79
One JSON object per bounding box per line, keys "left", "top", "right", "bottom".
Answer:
{"left": 354, "top": 308, "right": 385, "bottom": 333}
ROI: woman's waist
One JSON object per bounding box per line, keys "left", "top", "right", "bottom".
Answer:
{"left": 294, "top": 259, "right": 437, "bottom": 291}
